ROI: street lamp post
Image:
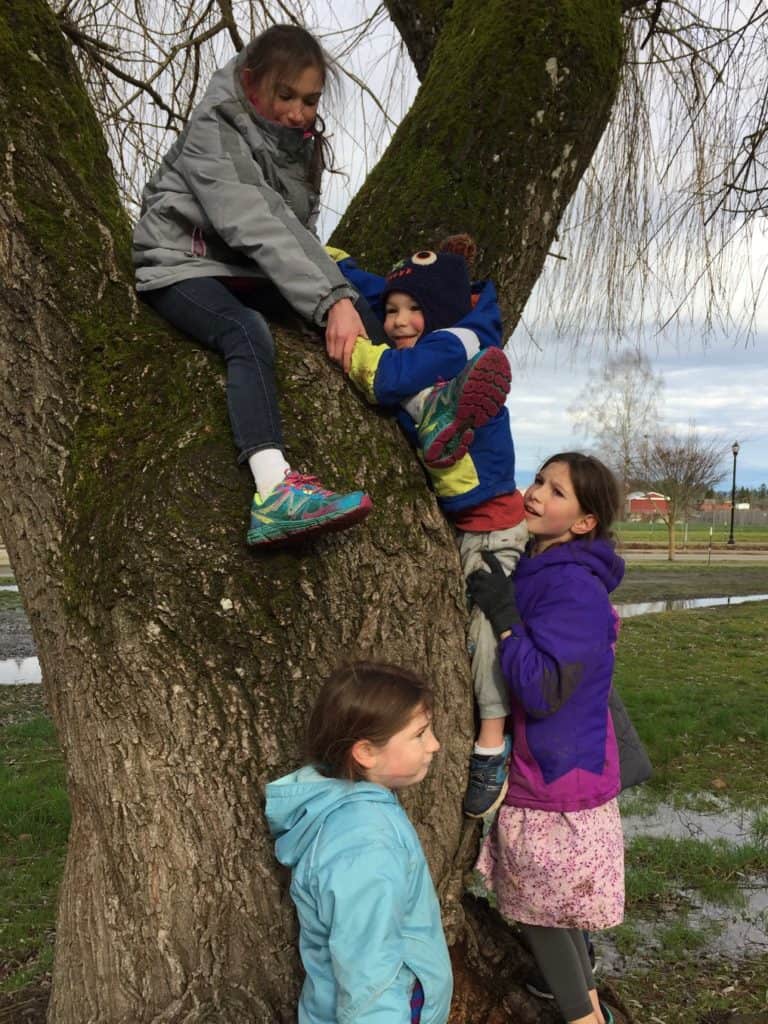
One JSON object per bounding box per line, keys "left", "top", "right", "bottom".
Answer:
{"left": 727, "top": 441, "right": 740, "bottom": 546}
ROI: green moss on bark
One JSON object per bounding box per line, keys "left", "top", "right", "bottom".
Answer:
{"left": 0, "top": 0, "right": 444, "bottom": 637}
{"left": 334, "top": 0, "right": 623, "bottom": 327}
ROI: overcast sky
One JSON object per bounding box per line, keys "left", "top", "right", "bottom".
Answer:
{"left": 505, "top": 325, "right": 768, "bottom": 489}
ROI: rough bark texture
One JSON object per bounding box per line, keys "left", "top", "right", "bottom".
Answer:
{"left": 0, "top": 0, "right": 626, "bottom": 1021}
{"left": 383, "top": 0, "right": 453, "bottom": 80}
{"left": 335, "top": 0, "right": 623, "bottom": 332}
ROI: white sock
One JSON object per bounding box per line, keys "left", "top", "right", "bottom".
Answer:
{"left": 474, "top": 742, "right": 506, "bottom": 757}
{"left": 401, "top": 386, "right": 433, "bottom": 423}
{"left": 248, "top": 448, "right": 291, "bottom": 499}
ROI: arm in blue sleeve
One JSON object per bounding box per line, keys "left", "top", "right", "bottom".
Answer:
{"left": 373, "top": 328, "right": 472, "bottom": 405}
{"left": 317, "top": 839, "right": 415, "bottom": 1024}
{"left": 498, "top": 582, "right": 607, "bottom": 717}
{"left": 372, "top": 281, "right": 504, "bottom": 404}
{"left": 334, "top": 256, "right": 386, "bottom": 320}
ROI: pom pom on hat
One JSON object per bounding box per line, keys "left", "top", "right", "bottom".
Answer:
{"left": 383, "top": 249, "right": 472, "bottom": 337}
{"left": 438, "top": 233, "right": 478, "bottom": 272}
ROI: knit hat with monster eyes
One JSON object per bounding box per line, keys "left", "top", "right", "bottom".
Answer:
{"left": 382, "top": 249, "right": 472, "bottom": 337}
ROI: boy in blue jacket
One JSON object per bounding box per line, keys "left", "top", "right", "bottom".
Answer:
{"left": 332, "top": 242, "right": 529, "bottom": 817}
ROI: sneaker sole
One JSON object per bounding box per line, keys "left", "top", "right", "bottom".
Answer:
{"left": 423, "top": 349, "right": 511, "bottom": 469}
{"left": 462, "top": 775, "right": 509, "bottom": 819}
{"left": 247, "top": 497, "right": 372, "bottom": 548}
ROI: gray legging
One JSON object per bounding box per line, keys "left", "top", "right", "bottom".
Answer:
{"left": 520, "top": 924, "right": 595, "bottom": 1021}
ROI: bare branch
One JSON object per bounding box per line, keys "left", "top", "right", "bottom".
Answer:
{"left": 216, "top": 0, "right": 245, "bottom": 51}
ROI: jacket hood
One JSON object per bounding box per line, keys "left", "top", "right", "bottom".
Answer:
{"left": 265, "top": 765, "right": 395, "bottom": 868}
{"left": 519, "top": 538, "right": 625, "bottom": 594}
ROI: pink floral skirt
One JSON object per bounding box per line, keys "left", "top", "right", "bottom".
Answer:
{"left": 475, "top": 799, "right": 625, "bottom": 929}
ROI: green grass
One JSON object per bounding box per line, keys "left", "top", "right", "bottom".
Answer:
{"left": 614, "top": 603, "right": 768, "bottom": 803}
{"left": 610, "top": 600, "right": 768, "bottom": 1022}
{"left": 625, "top": 834, "right": 768, "bottom": 907}
{"left": 616, "top": 520, "right": 768, "bottom": 547}
{"left": 0, "top": 717, "right": 69, "bottom": 993}
{"left": 0, "top": 591, "right": 22, "bottom": 611}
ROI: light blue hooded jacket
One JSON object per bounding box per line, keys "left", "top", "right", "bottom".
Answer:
{"left": 265, "top": 766, "right": 452, "bottom": 1023}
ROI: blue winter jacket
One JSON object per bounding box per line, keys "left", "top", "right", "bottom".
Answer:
{"left": 500, "top": 539, "right": 625, "bottom": 812}
{"left": 335, "top": 254, "right": 518, "bottom": 516}
{"left": 265, "top": 766, "right": 452, "bottom": 1024}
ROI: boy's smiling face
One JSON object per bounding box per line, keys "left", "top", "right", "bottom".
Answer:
{"left": 383, "top": 291, "right": 425, "bottom": 349}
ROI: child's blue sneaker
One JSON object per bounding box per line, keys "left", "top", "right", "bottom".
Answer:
{"left": 463, "top": 735, "right": 512, "bottom": 818}
{"left": 247, "top": 471, "right": 372, "bottom": 547}
{"left": 418, "top": 348, "right": 511, "bottom": 469}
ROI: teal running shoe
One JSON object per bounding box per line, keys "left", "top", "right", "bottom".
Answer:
{"left": 247, "top": 471, "right": 372, "bottom": 547}
{"left": 418, "top": 348, "right": 511, "bottom": 469}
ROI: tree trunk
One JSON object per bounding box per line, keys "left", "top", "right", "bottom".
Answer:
{"left": 667, "top": 522, "right": 676, "bottom": 561}
{"left": 0, "top": 1, "right": 626, "bottom": 1021}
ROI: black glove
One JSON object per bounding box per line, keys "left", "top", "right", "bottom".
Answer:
{"left": 466, "top": 551, "right": 520, "bottom": 637}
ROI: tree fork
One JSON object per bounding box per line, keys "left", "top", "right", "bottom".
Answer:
{"left": 335, "top": 0, "right": 624, "bottom": 333}
{"left": 0, "top": 0, "right": 628, "bottom": 1020}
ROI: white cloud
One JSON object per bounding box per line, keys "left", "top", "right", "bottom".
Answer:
{"left": 506, "top": 333, "right": 768, "bottom": 487}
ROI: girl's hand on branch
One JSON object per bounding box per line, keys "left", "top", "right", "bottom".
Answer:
{"left": 325, "top": 299, "right": 366, "bottom": 373}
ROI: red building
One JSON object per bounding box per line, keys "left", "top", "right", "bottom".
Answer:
{"left": 625, "top": 491, "right": 670, "bottom": 520}
{"left": 697, "top": 499, "right": 732, "bottom": 513}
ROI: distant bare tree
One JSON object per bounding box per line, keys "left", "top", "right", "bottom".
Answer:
{"left": 569, "top": 350, "right": 664, "bottom": 495}
{"left": 636, "top": 428, "right": 727, "bottom": 560}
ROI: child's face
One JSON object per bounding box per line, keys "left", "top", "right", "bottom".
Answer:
{"left": 364, "top": 706, "right": 440, "bottom": 790}
{"left": 243, "top": 64, "right": 323, "bottom": 130}
{"left": 523, "top": 461, "right": 596, "bottom": 552}
{"left": 383, "top": 292, "right": 425, "bottom": 349}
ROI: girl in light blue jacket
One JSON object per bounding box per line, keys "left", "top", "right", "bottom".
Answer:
{"left": 265, "top": 662, "right": 452, "bottom": 1024}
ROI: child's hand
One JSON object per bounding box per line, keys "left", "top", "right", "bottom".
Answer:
{"left": 466, "top": 551, "right": 521, "bottom": 637}
{"left": 326, "top": 299, "right": 366, "bottom": 373}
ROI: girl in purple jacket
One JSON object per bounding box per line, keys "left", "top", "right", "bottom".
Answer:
{"left": 467, "top": 452, "right": 625, "bottom": 1024}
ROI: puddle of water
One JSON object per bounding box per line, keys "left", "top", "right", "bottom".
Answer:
{"left": 616, "top": 593, "right": 768, "bottom": 619}
{"left": 0, "top": 584, "right": 19, "bottom": 592}
{"left": 0, "top": 657, "right": 41, "bottom": 685}
{"left": 597, "top": 886, "right": 768, "bottom": 974}
{"left": 597, "top": 795, "right": 768, "bottom": 973}
{"left": 622, "top": 800, "right": 759, "bottom": 844}
{"left": 690, "top": 887, "right": 768, "bottom": 952}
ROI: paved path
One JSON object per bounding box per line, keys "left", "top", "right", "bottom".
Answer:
{"left": 624, "top": 550, "right": 768, "bottom": 562}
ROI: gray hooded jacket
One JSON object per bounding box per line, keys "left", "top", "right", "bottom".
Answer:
{"left": 132, "top": 50, "right": 357, "bottom": 326}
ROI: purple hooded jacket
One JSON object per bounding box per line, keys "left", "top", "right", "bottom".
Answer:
{"left": 499, "top": 538, "right": 625, "bottom": 812}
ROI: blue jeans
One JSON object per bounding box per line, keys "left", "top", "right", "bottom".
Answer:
{"left": 142, "top": 277, "right": 386, "bottom": 463}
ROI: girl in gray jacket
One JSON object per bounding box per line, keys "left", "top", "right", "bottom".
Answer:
{"left": 133, "top": 25, "right": 380, "bottom": 547}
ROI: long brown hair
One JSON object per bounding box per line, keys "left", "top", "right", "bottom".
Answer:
{"left": 540, "top": 452, "right": 621, "bottom": 542}
{"left": 241, "top": 24, "right": 337, "bottom": 191}
{"left": 306, "top": 662, "right": 433, "bottom": 781}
